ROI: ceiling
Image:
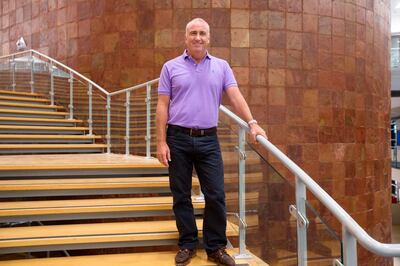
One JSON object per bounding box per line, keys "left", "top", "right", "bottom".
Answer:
{"left": 392, "top": 0, "right": 400, "bottom": 33}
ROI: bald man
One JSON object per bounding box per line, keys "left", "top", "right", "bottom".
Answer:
{"left": 156, "top": 18, "right": 266, "bottom": 266}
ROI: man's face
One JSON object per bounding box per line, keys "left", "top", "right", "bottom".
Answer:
{"left": 185, "top": 22, "right": 210, "bottom": 56}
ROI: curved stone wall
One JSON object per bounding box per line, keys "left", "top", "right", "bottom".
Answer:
{"left": 0, "top": 0, "right": 392, "bottom": 264}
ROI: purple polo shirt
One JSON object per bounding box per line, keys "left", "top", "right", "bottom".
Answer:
{"left": 158, "top": 51, "right": 237, "bottom": 129}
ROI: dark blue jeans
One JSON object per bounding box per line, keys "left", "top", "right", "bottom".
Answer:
{"left": 167, "top": 126, "right": 227, "bottom": 253}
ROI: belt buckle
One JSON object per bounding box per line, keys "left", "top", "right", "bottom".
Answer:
{"left": 189, "top": 128, "right": 193, "bottom": 136}
{"left": 201, "top": 129, "right": 204, "bottom": 136}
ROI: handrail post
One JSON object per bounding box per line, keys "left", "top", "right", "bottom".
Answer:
{"left": 11, "top": 55, "right": 16, "bottom": 91}
{"left": 343, "top": 226, "right": 357, "bottom": 265}
{"left": 30, "top": 51, "right": 35, "bottom": 93}
{"left": 106, "top": 95, "right": 111, "bottom": 154}
{"left": 145, "top": 83, "right": 151, "bottom": 158}
{"left": 233, "top": 127, "right": 252, "bottom": 259}
{"left": 68, "top": 72, "right": 74, "bottom": 120}
{"left": 49, "top": 62, "right": 54, "bottom": 106}
{"left": 87, "top": 83, "right": 93, "bottom": 135}
{"left": 125, "top": 91, "right": 131, "bottom": 156}
{"left": 296, "top": 176, "right": 307, "bottom": 266}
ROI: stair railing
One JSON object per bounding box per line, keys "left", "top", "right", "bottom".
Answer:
{"left": 108, "top": 78, "right": 159, "bottom": 157}
{"left": 0, "top": 50, "right": 110, "bottom": 146}
{"left": 219, "top": 105, "right": 400, "bottom": 265}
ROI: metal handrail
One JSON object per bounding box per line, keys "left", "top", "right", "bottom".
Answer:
{"left": 0, "top": 50, "right": 30, "bottom": 60}
{"left": 108, "top": 78, "right": 159, "bottom": 157}
{"left": 0, "top": 49, "right": 109, "bottom": 96}
{"left": 219, "top": 105, "right": 400, "bottom": 258}
{"left": 31, "top": 50, "right": 109, "bottom": 96}
{"left": 109, "top": 78, "right": 159, "bottom": 96}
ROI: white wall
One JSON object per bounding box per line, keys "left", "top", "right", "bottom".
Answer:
{"left": 393, "top": 0, "right": 400, "bottom": 32}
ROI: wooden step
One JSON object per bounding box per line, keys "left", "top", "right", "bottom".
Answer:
{"left": 0, "top": 144, "right": 106, "bottom": 154}
{"left": 0, "top": 176, "right": 198, "bottom": 197}
{"left": 0, "top": 196, "right": 205, "bottom": 222}
{"left": 0, "top": 117, "right": 81, "bottom": 126}
{"left": 0, "top": 154, "right": 167, "bottom": 178}
{"left": 0, "top": 248, "right": 267, "bottom": 266}
{"left": 0, "top": 219, "right": 238, "bottom": 253}
{"left": 0, "top": 108, "right": 68, "bottom": 118}
{"left": 0, "top": 125, "right": 88, "bottom": 134}
{"left": 0, "top": 89, "right": 42, "bottom": 98}
{"left": 0, "top": 95, "right": 50, "bottom": 104}
{"left": 0, "top": 101, "right": 64, "bottom": 111}
{"left": 0, "top": 134, "right": 100, "bottom": 144}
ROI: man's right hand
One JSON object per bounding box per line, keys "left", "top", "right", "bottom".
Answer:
{"left": 157, "top": 141, "right": 171, "bottom": 167}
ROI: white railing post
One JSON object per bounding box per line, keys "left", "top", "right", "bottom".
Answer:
{"left": 68, "top": 72, "right": 74, "bottom": 120}
{"left": 87, "top": 83, "right": 93, "bottom": 135}
{"left": 125, "top": 91, "right": 131, "bottom": 155}
{"left": 145, "top": 83, "right": 151, "bottom": 158}
{"left": 296, "top": 176, "right": 308, "bottom": 266}
{"left": 49, "top": 62, "right": 54, "bottom": 106}
{"left": 11, "top": 55, "right": 16, "bottom": 91}
{"left": 234, "top": 127, "right": 252, "bottom": 260}
{"left": 343, "top": 226, "right": 358, "bottom": 265}
{"left": 30, "top": 51, "right": 35, "bottom": 93}
{"left": 106, "top": 95, "right": 111, "bottom": 154}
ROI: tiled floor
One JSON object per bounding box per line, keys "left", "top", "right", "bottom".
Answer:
{"left": 393, "top": 225, "right": 400, "bottom": 265}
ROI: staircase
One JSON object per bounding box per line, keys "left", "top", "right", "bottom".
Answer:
{"left": 0, "top": 91, "right": 242, "bottom": 265}
{"left": 0, "top": 89, "right": 106, "bottom": 154}
{"left": 0, "top": 54, "right": 258, "bottom": 265}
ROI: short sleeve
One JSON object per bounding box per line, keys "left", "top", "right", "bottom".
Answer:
{"left": 223, "top": 61, "right": 238, "bottom": 91}
{"left": 158, "top": 64, "right": 171, "bottom": 96}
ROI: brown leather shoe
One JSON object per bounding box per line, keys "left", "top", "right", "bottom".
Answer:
{"left": 207, "top": 248, "right": 236, "bottom": 266}
{"left": 175, "top": 248, "right": 196, "bottom": 266}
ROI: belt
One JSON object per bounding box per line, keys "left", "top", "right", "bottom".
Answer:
{"left": 168, "top": 124, "right": 217, "bottom": 137}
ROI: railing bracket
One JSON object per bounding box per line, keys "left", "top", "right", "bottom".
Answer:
{"left": 333, "top": 259, "right": 343, "bottom": 266}
{"left": 289, "top": 204, "right": 309, "bottom": 228}
{"left": 234, "top": 213, "right": 248, "bottom": 229}
{"left": 235, "top": 146, "right": 247, "bottom": 160}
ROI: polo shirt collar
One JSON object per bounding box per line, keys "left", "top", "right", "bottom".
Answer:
{"left": 183, "top": 50, "right": 211, "bottom": 61}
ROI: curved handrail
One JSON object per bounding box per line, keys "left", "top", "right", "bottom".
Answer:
{"left": 219, "top": 105, "right": 400, "bottom": 257}
{"left": 109, "top": 78, "right": 159, "bottom": 97}
{"left": 0, "top": 50, "right": 30, "bottom": 60}
{"left": 0, "top": 49, "right": 109, "bottom": 96}
{"left": 31, "top": 50, "right": 109, "bottom": 95}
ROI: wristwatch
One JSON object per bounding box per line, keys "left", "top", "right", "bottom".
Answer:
{"left": 248, "top": 119, "right": 258, "bottom": 125}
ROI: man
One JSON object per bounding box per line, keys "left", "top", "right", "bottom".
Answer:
{"left": 156, "top": 18, "right": 267, "bottom": 266}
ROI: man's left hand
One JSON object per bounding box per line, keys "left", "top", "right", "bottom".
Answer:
{"left": 249, "top": 123, "right": 267, "bottom": 143}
